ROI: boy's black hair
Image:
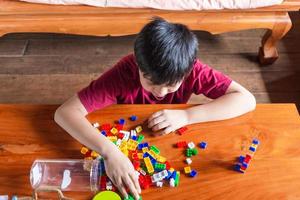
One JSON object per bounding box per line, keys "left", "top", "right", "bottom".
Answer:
{"left": 134, "top": 17, "right": 198, "bottom": 86}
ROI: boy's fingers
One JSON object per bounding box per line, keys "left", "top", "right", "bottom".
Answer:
{"left": 129, "top": 171, "right": 141, "bottom": 194}
{"left": 148, "top": 115, "right": 165, "bottom": 128}
{"left": 148, "top": 110, "right": 163, "bottom": 122}
{"left": 152, "top": 121, "right": 169, "bottom": 132}
{"left": 123, "top": 175, "right": 140, "bottom": 200}
{"left": 116, "top": 179, "right": 128, "bottom": 199}
{"left": 157, "top": 126, "right": 173, "bottom": 135}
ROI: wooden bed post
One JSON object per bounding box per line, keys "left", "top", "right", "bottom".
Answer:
{"left": 259, "top": 12, "right": 292, "bottom": 65}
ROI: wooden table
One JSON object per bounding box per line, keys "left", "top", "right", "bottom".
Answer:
{"left": 0, "top": 104, "right": 299, "bottom": 199}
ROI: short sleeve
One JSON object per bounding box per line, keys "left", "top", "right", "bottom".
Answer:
{"left": 78, "top": 62, "right": 125, "bottom": 113}
{"left": 193, "top": 63, "right": 232, "bottom": 99}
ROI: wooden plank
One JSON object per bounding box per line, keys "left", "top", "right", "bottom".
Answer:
{"left": 0, "top": 71, "right": 300, "bottom": 103}
{"left": 0, "top": 39, "right": 28, "bottom": 56}
{"left": 1, "top": 53, "right": 300, "bottom": 75}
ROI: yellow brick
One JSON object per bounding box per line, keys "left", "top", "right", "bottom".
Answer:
{"left": 91, "top": 151, "right": 100, "bottom": 158}
{"left": 144, "top": 157, "right": 154, "bottom": 174}
{"left": 142, "top": 147, "right": 149, "bottom": 153}
{"left": 157, "top": 155, "right": 166, "bottom": 163}
{"left": 80, "top": 147, "right": 89, "bottom": 155}
{"left": 135, "top": 125, "right": 143, "bottom": 133}
{"left": 127, "top": 139, "right": 138, "bottom": 151}
{"left": 138, "top": 153, "right": 144, "bottom": 159}
{"left": 110, "top": 127, "right": 118, "bottom": 135}
{"left": 169, "top": 168, "right": 175, "bottom": 172}
{"left": 184, "top": 166, "right": 191, "bottom": 174}
{"left": 107, "top": 136, "right": 117, "bottom": 142}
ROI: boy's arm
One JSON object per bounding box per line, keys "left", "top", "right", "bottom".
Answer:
{"left": 148, "top": 81, "right": 256, "bottom": 134}
{"left": 185, "top": 81, "right": 256, "bottom": 124}
{"left": 54, "top": 95, "right": 141, "bottom": 199}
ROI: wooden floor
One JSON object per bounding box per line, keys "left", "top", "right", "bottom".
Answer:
{"left": 0, "top": 12, "right": 299, "bottom": 111}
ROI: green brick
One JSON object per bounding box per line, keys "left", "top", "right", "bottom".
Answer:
{"left": 192, "top": 148, "right": 198, "bottom": 155}
{"left": 154, "top": 163, "right": 166, "bottom": 171}
{"left": 137, "top": 135, "right": 144, "bottom": 143}
{"left": 186, "top": 149, "right": 193, "bottom": 157}
{"left": 150, "top": 145, "right": 160, "bottom": 154}
{"left": 175, "top": 171, "right": 180, "bottom": 186}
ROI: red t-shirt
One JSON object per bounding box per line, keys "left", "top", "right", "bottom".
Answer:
{"left": 78, "top": 54, "right": 232, "bottom": 113}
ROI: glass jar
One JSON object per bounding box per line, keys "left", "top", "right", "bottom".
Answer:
{"left": 30, "top": 159, "right": 102, "bottom": 192}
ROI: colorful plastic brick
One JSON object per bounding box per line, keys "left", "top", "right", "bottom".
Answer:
{"left": 135, "top": 126, "right": 143, "bottom": 133}
{"left": 144, "top": 157, "right": 154, "bottom": 174}
{"left": 118, "top": 118, "right": 125, "bottom": 125}
{"left": 199, "top": 142, "right": 207, "bottom": 149}
{"left": 252, "top": 139, "right": 260, "bottom": 145}
{"left": 186, "top": 158, "right": 192, "bottom": 165}
{"left": 138, "top": 142, "right": 149, "bottom": 150}
{"left": 154, "top": 163, "right": 166, "bottom": 171}
{"left": 110, "top": 127, "right": 118, "bottom": 135}
{"left": 101, "top": 130, "right": 107, "bottom": 136}
{"left": 175, "top": 171, "right": 180, "bottom": 186}
{"left": 192, "top": 148, "right": 198, "bottom": 155}
{"left": 187, "top": 142, "right": 195, "bottom": 149}
{"left": 80, "top": 146, "right": 89, "bottom": 155}
{"left": 184, "top": 166, "right": 191, "bottom": 174}
{"left": 92, "top": 122, "right": 100, "bottom": 128}
{"left": 176, "top": 141, "right": 187, "bottom": 148}
{"left": 186, "top": 149, "right": 193, "bottom": 157}
{"left": 190, "top": 170, "right": 197, "bottom": 177}
{"left": 127, "top": 139, "right": 139, "bottom": 151}
{"left": 177, "top": 126, "right": 188, "bottom": 135}
{"left": 156, "top": 181, "right": 163, "bottom": 187}
{"left": 137, "top": 135, "right": 144, "bottom": 143}
{"left": 170, "top": 178, "right": 175, "bottom": 187}
{"left": 130, "top": 115, "right": 137, "bottom": 121}
{"left": 150, "top": 146, "right": 160, "bottom": 154}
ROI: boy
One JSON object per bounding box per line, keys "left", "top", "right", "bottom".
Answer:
{"left": 54, "top": 17, "right": 256, "bottom": 200}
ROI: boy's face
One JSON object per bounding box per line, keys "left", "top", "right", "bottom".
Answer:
{"left": 139, "top": 70, "right": 182, "bottom": 99}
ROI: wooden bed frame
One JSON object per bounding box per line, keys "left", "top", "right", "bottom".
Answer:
{"left": 0, "top": 0, "right": 299, "bottom": 64}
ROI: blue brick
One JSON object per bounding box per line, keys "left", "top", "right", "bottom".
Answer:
{"left": 171, "top": 171, "right": 177, "bottom": 179}
{"left": 249, "top": 146, "right": 256, "bottom": 152}
{"left": 199, "top": 142, "right": 207, "bottom": 149}
{"left": 132, "top": 135, "right": 137, "bottom": 140}
{"left": 101, "top": 130, "right": 107, "bottom": 136}
{"left": 166, "top": 170, "right": 173, "bottom": 179}
{"left": 190, "top": 170, "right": 197, "bottom": 177}
{"left": 242, "top": 162, "right": 248, "bottom": 168}
{"left": 130, "top": 115, "right": 137, "bottom": 121}
{"left": 252, "top": 139, "right": 260, "bottom": 145}
{"left": 119, "top": 118, "right": 125, "bottom": 125}
{"left": 238, "top": 155, "right": 245, "bottom": 163}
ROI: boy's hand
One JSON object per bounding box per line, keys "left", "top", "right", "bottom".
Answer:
{"left": 147, "top": 109, "right": 189, "bottom": 135}
{"left": 103, "top": 147, "right": 141, "bottom": 200}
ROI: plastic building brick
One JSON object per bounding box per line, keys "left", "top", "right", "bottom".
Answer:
{"left": 127, "top": 139, "right": 139, "bottom": 151}
{"left": 150, "top": 146, "right": 160, "bottom": 154}
{"left": 186, "top": 158, "right": 192, "bottom": 165}
{"left": 176, "top": 141, "right": 187, "bottom": 148}
{"left": 154, "top": 163, "right": 166, "bottom": 171}
{"left": 100, "top": 123, "right": 111, "bottom": 131}
{"left": 92, "top": 122, "right": 100, "bottom": 128}
{"left": 170, "top": 178, "right": 175, "bottom": 187}
{"left": 130, "top": 115, "right": 137, "bottom": 121}
{"left": 135, "top": 126, "right": 143, "bottom": 133}
{"left": 188, "top": 142, "right": 195, "bottom": 149}
{"left": 80, "top": 146, "right": 89, "bottom": 155}
{"left": 186, "top": 149, "right": 193, "bottom": 157}
{"left": 184, "top": 166, "right": 191, "bottom": 174}
{"left": 199, "top": 142, "right": 207, "bottom": 149}
{"left": 110, "top": 127, "right": 118, "bottom": 135}
{"left": 252, "top": 139, "right": 260, "bottom": 145}
{"left": 190, "top": 170, "right": 197, "bottom": 177}
{"left": 175, "top": 171, "right": 180, "bottom": 186}
{"left": 91, "top": 151, "right": 99, "bottom": 158}
{"left": 177, "top": 126, "right": 188, "bottom": 135}
{"left": 137, "top": 135, "right": 144, "bottom": 143}
{"left": 118, "top": 118, "right": 125, "bottom": 125}
{"left": 165, "top": 161, "right": 171, "bottom": 170}
{"left": 101, "top": 130, "right": 107, "bottom": 136}
{"left": 130, "top": 130, "right": 137, "bottom": 138}
{"left": 144, "top": 157, "right": 154, "bottom": 174}
{"left": 142, "top": 147, "right": 149, "bottom": 153}
{"left": 132, "top": 135, "right": 137, "bottom": 141}
{"left": 138, "top": 143, "right": 149, "bottom": 150}
{"left": 156, "top": 181, "right": 163, "bottom": 187}
{"left": 192, "top": 148, "right": 198, "bottom": 155}
{"left": 249, "top": 146, "right": 256, "bottom": 152}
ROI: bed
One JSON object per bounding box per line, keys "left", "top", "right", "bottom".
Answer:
{"left": 0, "top": 0, "right": 299, "bottom": 64}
